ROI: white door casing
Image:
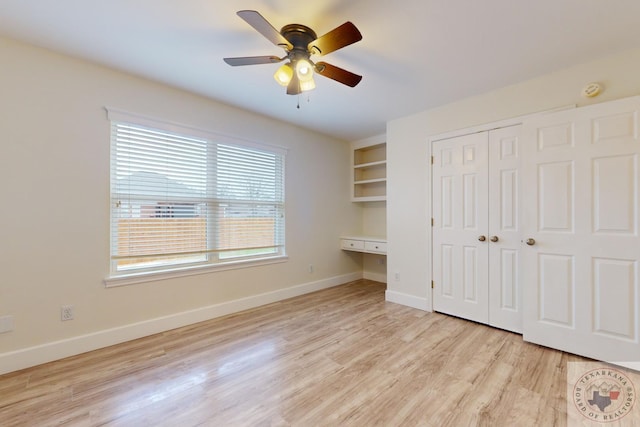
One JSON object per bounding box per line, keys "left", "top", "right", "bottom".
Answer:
{"left": 521, "top": 96, "right": 640, "bottom": 364}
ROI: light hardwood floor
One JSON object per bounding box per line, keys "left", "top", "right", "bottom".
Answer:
{"left": 0, "top": 280, "right": 591, "bottom": 426}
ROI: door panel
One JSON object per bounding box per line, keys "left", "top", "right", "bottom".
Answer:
{"left": 537, "top": 161, "right": 574, "bottom": 232}
{"left": 538, "top": 253, "right": 575, "bottom": 327}
{"left": 463, "top": 174, "right": 478, "bottom": 229}
{"left": 592, "top": 111, "right": 638, "bottom": 143}
{"left": 537, "top": 122, "right": 574, "bottom": 150}
{"left": 500, "top": 170, "right": 517, "bottom": 230}
{"left": 432, "top": 132, "right": 489, "bottom": 324}
{"left": 592, "top": 154, "right": 636, "bottom": 234}
{"left": 522, "top": 96, "right": 640, "bottom": 364}
{"left": 592, "top": 257, "right": 636, "bottom": 340}
{"left": 440, "top": 176, "right": 454, "bottom": 228}
{"left": 441, "top": 244, "right": 453, "bottom": 297}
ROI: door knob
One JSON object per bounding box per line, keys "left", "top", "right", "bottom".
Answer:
{"left": 490, "top": 236, "right": 499, "bottom": 242}
{"left": 525, "top": 238, "right": 535, "bottom": 246}
{"left": 478, "top": 235, "right": 486, "bottom": 242}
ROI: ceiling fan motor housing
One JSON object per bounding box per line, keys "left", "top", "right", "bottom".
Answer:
{"left": 280, "top": 24, "right": 318, "bottom": 59}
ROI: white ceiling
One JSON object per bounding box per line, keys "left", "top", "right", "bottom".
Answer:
{"left": 1, "top": 1, "right": 640, "bottom": 141}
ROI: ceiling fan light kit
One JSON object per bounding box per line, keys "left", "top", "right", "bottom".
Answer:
{"left": 224, "top": 10, "right": 362, "bottom": 96}
{"left": 274, "top": 63, "right": 293, "bottom": 86}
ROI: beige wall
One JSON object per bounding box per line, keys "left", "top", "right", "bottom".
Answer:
{"left": 386, "top": 48, "right": 640, "bottom": 309}
{"left": 0, "top": 36, "right": 362, "bottom": 371}
{"left": 361, "top": 201, "right": 387, "bottom": 281}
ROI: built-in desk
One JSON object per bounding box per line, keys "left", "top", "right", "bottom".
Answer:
{"left": 340, "top": 236, "right": 387, "bottom": 255}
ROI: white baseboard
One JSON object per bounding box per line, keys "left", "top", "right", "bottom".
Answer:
{"left": 363, "top": 271, "right": 387, "bottom": 283}
{"left": 385, "top": 290, "right": 431, "bottom": 311}
{"left": 0, "top": 272, "right": 362, "bottom": 375}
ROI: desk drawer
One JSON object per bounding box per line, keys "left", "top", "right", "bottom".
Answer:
{"left": 365, "top": 241, "right": 387, "bottom": 253}
{"left": 341, "top": 239, "right": 365, "bottom": 250}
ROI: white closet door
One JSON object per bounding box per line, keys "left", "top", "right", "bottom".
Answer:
{"left": 488, "top": 125, "right": 523, "bottom": 333}
{"left": 432, "top": 132, "right": 489, "bottom": 324}
{"left": 522, "top": 96, "right": 640, "bottom": 364}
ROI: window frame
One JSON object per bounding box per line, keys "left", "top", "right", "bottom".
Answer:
{"left": 104, "top": 108, "right": 287, "bottom": 287}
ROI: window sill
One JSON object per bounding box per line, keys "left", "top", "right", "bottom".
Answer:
{"left": 104, "top": 256, "right": 289, "bottom": 288}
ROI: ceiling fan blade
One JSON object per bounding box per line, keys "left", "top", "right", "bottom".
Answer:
{"left": 315, "top": 62, "right": 362, "bottom": 87}
{"left": 237, "top": 10, "right": 293, "bottom": 50}
{"left": 286, "top": 72, "right": 301, "bottom": 95}
{"left": 308, "top": 22, "right": 362, "bottom": 56}
{"left": 223, "top": 56, "right": 283, "bottom": 66}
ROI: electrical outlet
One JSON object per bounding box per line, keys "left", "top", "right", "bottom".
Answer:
{"left": 394, "top": 272, "right": 400, "bottom": 281}
{"left": 61, "top": 305, "right": 74, "bottom": 321}
{"left": 308, "top": 264, "right": 314, "bottom": 273}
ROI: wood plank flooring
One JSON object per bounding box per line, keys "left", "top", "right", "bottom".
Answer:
{"left": 0, "top": 280, "right": 592, "bottom": 426}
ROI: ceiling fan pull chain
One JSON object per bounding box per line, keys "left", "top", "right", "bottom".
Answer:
{"left": 297, "top": 95, "right": 300, "bottom": 109}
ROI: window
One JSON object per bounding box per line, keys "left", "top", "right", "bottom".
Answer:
{"left": 109, "top": 111, "right": 285, "bottom": 276}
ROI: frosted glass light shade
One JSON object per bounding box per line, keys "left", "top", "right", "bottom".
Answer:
{"left": 296, "top": 59, "right": 314, "bottom": 82}
{"left": 273, "top": 63, "right": 293, "bottom": 86}
{"left": 299, "top": 78, "right": 316, "bottom": 92}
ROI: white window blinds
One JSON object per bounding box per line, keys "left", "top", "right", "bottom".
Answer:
{"left": 110, "top": 115, "right": 285, "bottom": 274}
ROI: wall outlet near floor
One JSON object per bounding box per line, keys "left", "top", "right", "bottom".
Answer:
{"left": 61, "top": 305, "right": 74, "bottom": 321}
{"left": 0, "top": 315, "right": 14, "bottom": 333}
{"left": 394, "top": 272, "right": 400, "bottom": 281}
{"left": 308, "top": 264, "right": 314, "bottom": 273}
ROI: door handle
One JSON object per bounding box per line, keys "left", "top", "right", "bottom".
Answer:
{"left": 525, "top": 238, "right": 535, "bottom": 246}
{"left": 490, "top": 236, "right": 499, "bottom": 242}
{"left": 478, "top": 235, "right": 486, "bottom": 242}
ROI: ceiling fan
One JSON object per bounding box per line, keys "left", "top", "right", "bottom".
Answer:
{"left": 223, "top": 10, "right": 363, "bottom": 95}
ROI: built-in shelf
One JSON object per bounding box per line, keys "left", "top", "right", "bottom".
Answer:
{"left": 354, "top": 178, "right": 386, "bottom": 185}
{"left": 354, "top": 160, "right": 386, "bottom": 169}
{"left": 352, "top": 142, "right": 386, "bottom": 202}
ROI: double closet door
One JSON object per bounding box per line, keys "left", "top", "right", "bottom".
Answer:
{"left": 432, "top": 125, "right": 522, "bottom": 333}
{"left": 432, "top": 96, "right": 640, "bottom": 366}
